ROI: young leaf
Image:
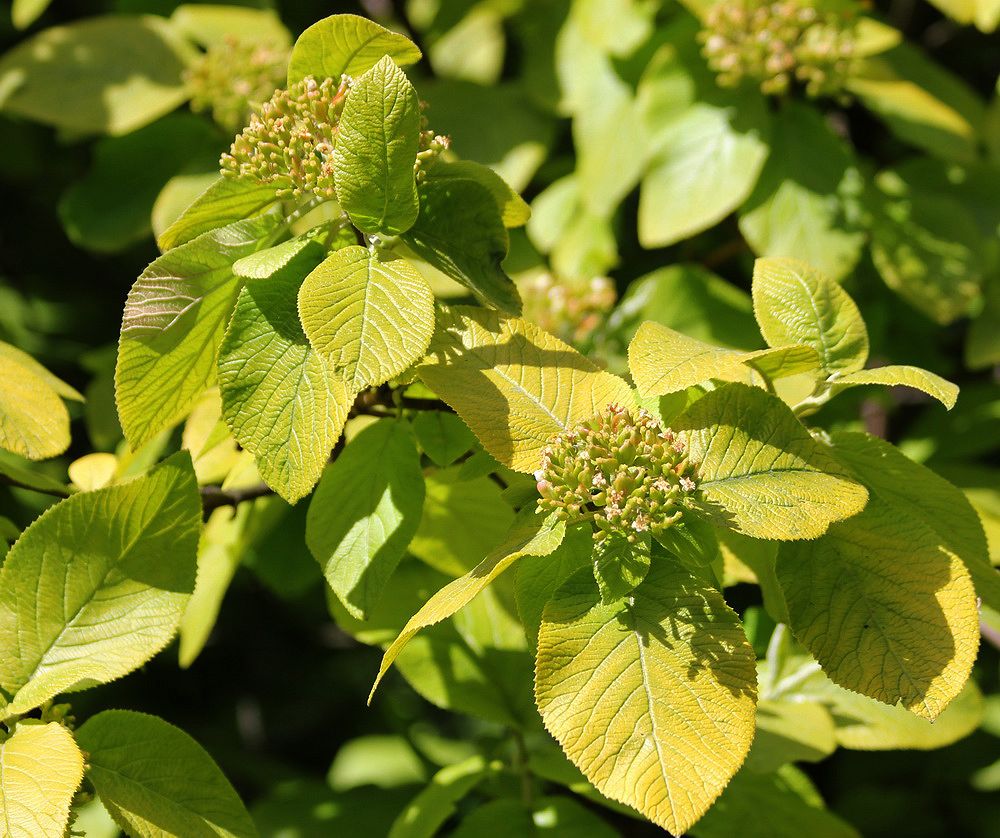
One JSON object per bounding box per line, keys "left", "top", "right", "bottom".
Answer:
{"left": 157, "top": 176, "right": 280, "bottom": 252}
{"left": 287, "top": 13, "right": 422, "bottom": 85}
{"left": 0, "top": 722, "right": 85, "bottom": 838}
{"left": 401, "top": 179, "right": 521, "bottom": 314}
{"left": 369, "top": 509, "right": 566, "bottom": 701}
{"left": 0, "top": 341, "right": 72, "bottom": 460}
{"left": 334, "top": 56, "right": 421, "bottom": 235}
{"left": 75, "top": 710, "right": 257, "bottom": 838}
{"left": 298, "top": 247, "right": 435, "bottom": 391}
{"left": 232, "top": 235, "right": 326, "bottom": 281}
{"left": 0, "top": 453, "right": 200, "bottom": 716}
{"left": 0, "top": 15, "right": 196, "bottom": 135}
{"left": 116, "top": 211, "right": 284, "bottom": 448}
{"left": 739, "top": 105, "right": 865, "bottom": 281}
{"left": 777, "top": 500, "right": 979, "bottom": 720}
{"left": 751, "top": 257, "right": 869, "bottom": 374}
{"left": 628, "top": 321, "right": 819, "bottom": 397}
{"left": 417, "top": 306, "right": 635, "bottom": 473}
{"left": 831, "top": 365, "right": 958, "bottom": 409}
{"left": 218, "top": 271, "right": 352, "bottom": 504}
{"left": 307, "top": 419, "right": 424, "bottom": 620}
{"left": 830, "top": 431, "right": 1000, "bottom": 612}
{"left": 674, "top": 384, "right": 868, "bottom": 539}
{"left": 592, "top": 532, "right": 651, "bottom": 602}
{"left": 534, "top": 559, "right": 757, "bottom": 835}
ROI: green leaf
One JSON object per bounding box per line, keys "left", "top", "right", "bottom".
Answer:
{"left": 58, "top": 114, "right": 221, "bottom": 254}
{"left": 628, "top": 321, "right": 819, "bottom": 397}
{"left": 829, "top": 431, "right": 1000, "bottom": 613}
{"left": 178, "top": 504, "right": 250, "bottom": 669}
{"left": 869, "top": 167, "right": 986, "bottom": 324}
{"left": 0, "top": 15, "right": 195, "bottom": 135}
{"left": 535, "top": 559, "right": 757, "bottom": 835}
{"left": 298, "top": 247, "right": 435, "bottom": 391}
{"left": 116, "top": 211, "right": 283, "bottom": 448}
{"left": 674, "top": 384, "right": 868, "bottom": 540}
{"left": 0, "top": 341, "right": 72, "bottom": 460}
{"left": 423, "top": 160, "right": 530, "bottom": 228}
{"left": 746, "top": 700, "right": 836, "bottom": 773}
{"left": 592, "top": 532, "right": 650, "bottom": 602}
{"left": 402, "top": 179, "right": 520, "bottom": 313}
{"left": 157, "top": 176, "right": 280, "bottom": 252}
{"left": 451, "top": 796, "right": 620, "bottom": 837}
{"left": 604, "top": 264, "right": 761, "bottom": 353}
{"left": 751, "top": 257, "right": 869, "bottom": 374}
{"left": 11, "top": 0, "right": 53, "bottom": 30}
{"left": 739, "top": 105, "right": 865, "bottom": 281}
{"left": 76, "top": 710, "right": 257, "bottom": 838}
{"left": 777, "top": 496, "right": 979, "bottom": 720}
{"left": 218, "top": 270, "right": 352, "bottom": 504}
{"left": 832, "top": 366, "right": 958, "bottom": 409}
{"left": 287, "top": 13, "right": 421, "bottom": 85}
{"left": 334, "top": 56, "right": 420, "bottom": 235}
{"left": 847, "top": 43, "right": 984, "bottom": 162}
{"left": 232, "top": 235, "right": 326, "bottom": 281}
{"left": 417, "top": 306, "right": 635, "bottom": 473}
{"left": 0, "top": 721, "right": 85, "bottom": 838}
{"left": 925, "top": 0, "right": 1000, "bottom": 31}
{"left": 388, "top": 756, "right": 491, "bottom": 838}
{"left": 0, "top": 454, "right": 200, "bottom": 716}
{"left": 515, "top": 524, "right": 593, "bottom": 647}
{"left": 690, "top": 767, "right": 859, "bottom": 838}
{"left": 370, "top": 509, "right": 565, "bottom": 701}
{"left": 329, "top": 735, "right": 426, "bottom": 791}
{"left": 412, "top": 412, "right": 476, "bottom": 467}
{"left": 408, "top": 466, "right": 515, "bottom": 575}
{"left": 170, "top": 4, "right": 291, "bottom": 48}
{"left": 0, "top": 458, "right": 71, "bottom": 499}
{"left": 307, "top": 419, "right": 424, "bottom": 619}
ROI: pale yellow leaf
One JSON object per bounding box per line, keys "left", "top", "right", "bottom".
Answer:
{"left": 534, "top": 559, "right": 757, "bottom": 835}
{"left": 832, "top": 364, "right": 958, "bottom": 409}
{"left": 418, "top": 306, "right": 635, "bottom": 472}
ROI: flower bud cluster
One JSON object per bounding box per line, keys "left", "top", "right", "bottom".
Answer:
{"left": 415, "top": 107, "right": 451, "bottom": 182}
{"left": 220, "top": 75, "right": 348, "bottom": 199}
{"left": 535, "top": 405, "right": 699, "bottom": 542}
{"left": 186, "top": 36, "right": 289, "bottom": 133}
{"left": 700, "top": 0, "right": 857, "bottom": 98}
{"left": 519, "top": 273, "right": 617, "bottom": 346}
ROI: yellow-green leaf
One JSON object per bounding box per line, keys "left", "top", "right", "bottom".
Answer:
{"left": 628, "top": 321, "right": 819, "bottom": 396}
{"left": 287, "top": 13, "right": 421, "bottom": 85}
{"left": 534, "top": 559, "right": 757, "bottom": 835}
{"left": 830, "top": 431, "right": 1000, "bottom": 613}
{"left": 674, "top": 384, "right": 868, "bottom": 540}
{"left": 418, "top": 306, "right": 635, "bottom": 473}
{"left": 832, "top": 365, "right": 958, "bottom": 409}
{"left": 369, "top": 509, "right": 565, "bottom": 701}
{"left": 298, "top": 247, "right": 434, "bottom": 391}
{"left": 218, "top": 271, "right": 352, "bottom": 504}
{"left": 777, "top": 500, "right": 979, "bottom": 720}
{"left": 0, "top": 722, "right": 85, "bottom": 838}
{"left": 422, "top": 160, "right": 530, "bottom": 228}
{"left": 116, "top": 211, "right": 283, "bottom": 448}
{"left": 752, "top": 258, "right": 869, "bottom": 374}
{"left": 0, "top": 342, "right": 72, "bottom": 460}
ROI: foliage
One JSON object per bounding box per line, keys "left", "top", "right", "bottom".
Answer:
{"left": 0, "top": 2, "right": 998, "bottom": 837}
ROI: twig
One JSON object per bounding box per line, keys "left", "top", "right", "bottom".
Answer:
{"left": 200, "top": 482, "right": 275, "bottom": 515}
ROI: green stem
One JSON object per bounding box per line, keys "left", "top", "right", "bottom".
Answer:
{"left": 511, "top": 729, "right": 534, "bottom": 806}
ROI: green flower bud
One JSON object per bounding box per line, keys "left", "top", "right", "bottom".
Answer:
{"left": 220, "top": 75, "right": 349, "bottom": 200}
{"left": 535, "top": 405, "right": 699, "bottom": 542}
{"left": 186, "top": 36, "right": 289, "bottom": 133}
{"left": 517, "top": 273, "right": 617, "bottom": 346}
{"left": 699, "top": 0, "right": 858, "bottom": 100}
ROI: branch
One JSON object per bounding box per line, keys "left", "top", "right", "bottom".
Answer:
{"left": 200, "top": 482, "right": 275, "bottom": 516}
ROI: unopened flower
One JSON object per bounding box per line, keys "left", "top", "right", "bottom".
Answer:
{"left": 220, "top": 75, "right": 349, "bottom": 199}
{"left": 536, "top": 405, "right": 699, "bottom": 542}
{"left": 699, "top": 0, "right": 857, "bottom": 99}
{"left": 518, "top": 273, "right": 617, "bottom": 346}
{"left": 186, "top": 36, "right": 289, "bottom": 133}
